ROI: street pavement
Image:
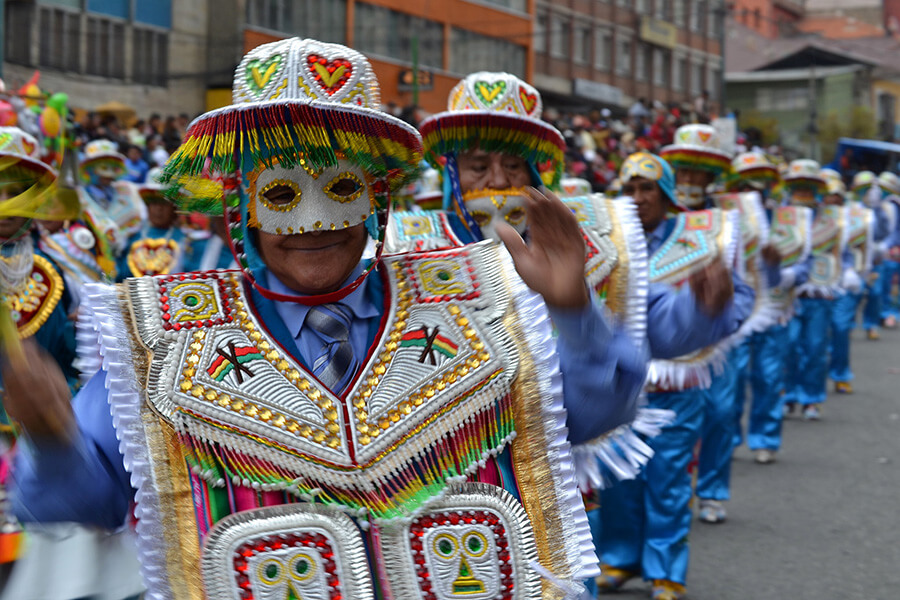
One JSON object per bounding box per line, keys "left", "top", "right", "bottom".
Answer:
{"left": 606, "top": 326, "right": 900, "bottom": 600}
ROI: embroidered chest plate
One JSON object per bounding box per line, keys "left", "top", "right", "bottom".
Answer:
{"left": 127, "top": 238, "right": 181, "bottom": 277}
{"left": 808, "top": 205, "right": 845, "bottom": 289}
{"left": 3, "top": 254, "right": 64, "bottom": 339}
{"left": 770, "top": 206, "right": 812, "bottom": 269}
{"left": 386, "top": 211, "right": 465, "bottom": 253}
{"left": 846, "top": 204, "right": 874, "bottom": 273}
{"left": 713, "top": 192, "right": 768, "bottom": 269}
{"left": 126, "top": 244, "right": 518, "bottom": 521}
{"left": 563, "top": 195, "right": 618, "bottom": 289}
{"left": 649, "top": 209, "right": 728, "bottom": 287}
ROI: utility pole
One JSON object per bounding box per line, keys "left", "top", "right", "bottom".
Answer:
{"left": 808, "top": 60, "right": 818, "bottom": 159}
{"left": 412, "top": 35, "right": 420, "bottom": 107}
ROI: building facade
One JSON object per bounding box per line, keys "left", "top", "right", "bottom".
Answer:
{"left": 532, "top": 0, "right": 725, "bottom": 112}
{"left": 3, "top": 0, "right": 209, "bottom": 118}
{"left": 728, "top": 0, "right": 804, "bottom": 39}
{"left": 209, "top": 0, "right": 534, "bottom": 115}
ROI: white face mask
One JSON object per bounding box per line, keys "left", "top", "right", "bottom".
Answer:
{"left": 864, "top": 185, "right": 884, "bottom": 208}
{"left": 246, "top": 159, "right": 374, "bottom": 235}
{"left": 462, "top": 187, "right": 528, "bottom": 241}
{"left": 676, "top": 184, "right": 706, "bottom": 208}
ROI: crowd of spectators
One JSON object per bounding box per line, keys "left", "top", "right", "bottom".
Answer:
{"left": 542, "top": 94, "right": 717, "bottom": 193}
{"left": 72, "top": 112, "right": 196, "bottom": 183}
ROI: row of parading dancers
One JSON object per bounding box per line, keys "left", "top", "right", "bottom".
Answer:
{"left": 0, "top": 36, "right": 892, "bottom": 600}
{"left": 585, "top": 129, "right": 900, "bottom": 599}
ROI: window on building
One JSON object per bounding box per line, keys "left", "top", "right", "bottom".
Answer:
{"left": 246, "top": 0, "right": 347, "bottom": 43}
{"left": 690, "top": 0, "right": 705, "bottom": 33}
{"left": 550, "top": 14, "right": 569, "bottom": 58}
{"left": 756, "top": 87, "right": 808, "bottom": 111}
{"left": 616, "top": 34, "right": 632, "bottom": 75}
{"left": 617, "top": 0, "right": 629, "bottom": 7}
{"left": 672, "top": 56, "right": 684, "bottom": 90}
{"left": 708, "top": 66, "right": 719, "bottom": 99}
{"left": 39, "top": 6, "right": 81, "bottom": 73}
{"left": 655, "top": 0, "right": 670, "bottom": 20}
{"left": 674, "top": 0, "right": 686, "bottom": 26}
{"left": 636, "top": 0, "right": 649, "bottom": 14}
{"left": 86, "top": 0, "right": 128, "bottom": 19}
{"left": 594, "top": 28, "right": 612, "bottom": 71}
{"left": 654, "top": 48, "right": 668, "bottom": 86}
{"left": 133, "top": 28, "right": 169, "bottom": 86}
{"left": 135, "top": 0, "right": 171, "bottom": 28}
{"left": 5, "top": 2, "right": 33, "bottom": 65}
{"left": 574, "top": 25, "right": 591, "bottom": 64}
{"left": 635, "top": 43, "right": 646, "bottom": 80}
{"left": 85, "top": 16, "right": 126, "bottom": 79}
{"left": 450, "top": 28, "right": 526, "bottom": 77}
{"left": 468, "top": 0, "right": 527, "bottom": 11}
{"left": 355, "top": 4, "right": 443, "bottom": 69}
{"left": 690, "top": 61, "right": 703, "bottom": 95}
{"left": 535, "top": 9, "right": 548, "bottom": 54}
{"left": 707, "top": 1, "right": 721, "bottom": 38}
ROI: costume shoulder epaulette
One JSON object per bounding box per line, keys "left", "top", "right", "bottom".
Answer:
{"left": 385, "top": 210, "right": 465, "bottom": 253}
{"left": 4, "top": 254, "right": 64, "bottom": 339}
{"left": 649, "top": 208, "right": 737, "bottom": 287}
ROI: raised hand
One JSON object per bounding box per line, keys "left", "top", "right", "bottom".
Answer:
{"left": 761, "top": 243, "right": 782, "bottom": 268}
{"left": 496, "top": 186, "right": 589, "bottom": 309}
{"left": 689, "top": 258, "right": 734, "bottom": 316}
{"left": 1, "top": 338, "right": 74, "bottom": 441}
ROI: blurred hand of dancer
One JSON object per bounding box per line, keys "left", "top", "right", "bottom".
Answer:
{"left": 689, "top": 258, "right": 734, "bottom": 316}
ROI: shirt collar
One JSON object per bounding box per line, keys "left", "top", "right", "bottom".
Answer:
{"left": 265, "top": 263, "right": 379, "bottom": 339}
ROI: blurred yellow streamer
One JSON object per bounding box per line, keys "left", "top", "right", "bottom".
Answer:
{"left": 0, "top": 156, "right": 81, "bottom": 222}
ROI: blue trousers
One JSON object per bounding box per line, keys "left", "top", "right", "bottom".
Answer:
{"left": 789, "top": 297, "right": 832, "bottom": 406}
{"left": 829, "top": 292, "right": 861, "bottom": 382}
{"left": 596, "top": 389, "right": 704, "bottom": 585}
{"left": 696, "top": 354, "right": 739, "bottom": 501}
{"left": 863, "top": 273, "right": 882, "bottom": 331}
{"left": 880, "top": 260, "right": 900, "bottom": 320}
{"left": 737, "top": 325, "right": 791, "bottom": 450}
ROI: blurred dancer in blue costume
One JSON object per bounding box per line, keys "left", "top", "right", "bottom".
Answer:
{"left": 781, "top": 160, "right": 848, "bottom": 421}
{"left": 729, "top": 152, "right": 812, "bottom": 465}
{"left": 0, "top": 126, "right": 145, "bottom": 600}
{"left": 116, "top": 168, "right": 187, "bottom": 280}
{"left": 827, "top": 171, "right": 874, "bottom": 395}
{"left": 411, "top": 71, "right": 653, "bottom": 454}
{"left": 851, "top": 172, "right": 888, "bottom": 340}
{"left": 76, "top": 139, "right": 146, "bottom": 265}
{"left": 5, "top": 38, "right": 648, "bottom": 599}
{"left": 659, "top": 125, "right": 775, "bottom": 527}
{"left": 182, "top": 216, "right": 237, "bottom": 272}
{"left": 595, "top": 151, "right": 755, "bottom": 600}
{"left": 874, "top": 171, "right": 900, "bottom": 329}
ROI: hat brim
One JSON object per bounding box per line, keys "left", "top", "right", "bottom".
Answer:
{"left": 660, "top": 146, "right": 731, "bottom": 174}
{"left": 420, "top": 110, "right": 566, "bottom": 187}
{"left": 161, "top": 99, "right": 423, "bottom": 214}
{"left": 783, "top": 176, "right": 827, "bottom": 193}
{"left": 0, "top": 152, "right": 57, "bottom": 179}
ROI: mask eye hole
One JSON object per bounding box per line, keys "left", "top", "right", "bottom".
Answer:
{"left": 469, "top": 209, "right": 491, "bottom": 227}
{"left": 505, "top": 207, "right": 526, "bottom": 225}
{"left": 259, "top": 179, "right": 302, "bottom": 212}
{"left": 324, "top": 172, "right": 365, "bottom": 203}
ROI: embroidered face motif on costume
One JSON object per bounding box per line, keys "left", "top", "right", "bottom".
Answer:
{"left": 246, "top": 159, "right": 374, "bottom": 235}
{"left": 461, "top": 187, "right": 527, "bottom": 241}
{"left": 424, "top": 523, "right": 502, "bottom": 599}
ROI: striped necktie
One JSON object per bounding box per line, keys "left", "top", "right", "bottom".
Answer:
{"left": 305, "top": 303, "right": 358, "bottom": 394}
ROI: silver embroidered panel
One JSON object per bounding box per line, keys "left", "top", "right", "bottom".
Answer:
{"left": 380, "top": 483, "right": 541, "bottom": 600}
{"left": 562, "top": 194, "right": 619, "bottom": 289}
{"left": 202, "top": 504, "right": 374, "bottom": 600}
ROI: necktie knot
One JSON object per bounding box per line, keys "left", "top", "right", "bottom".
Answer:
{"left": 305, "top": 303, "right": 358, "bottom": 394}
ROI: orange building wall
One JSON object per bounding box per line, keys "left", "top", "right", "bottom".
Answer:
{"left": 242, "top": 1, "right": 533, "bottom": 114}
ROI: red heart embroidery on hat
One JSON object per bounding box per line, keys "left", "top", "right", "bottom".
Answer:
{"left": 519, "top": 89, "right": 538, "bottom": 115}
{"left": 307, "top": 55, "right": 353, "bottom": 96}
{"left": 21, "top": 138, "right": 35, "bottom": 156}
{"left": 698, "top": 131, "right": 712, "bottom": 143}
